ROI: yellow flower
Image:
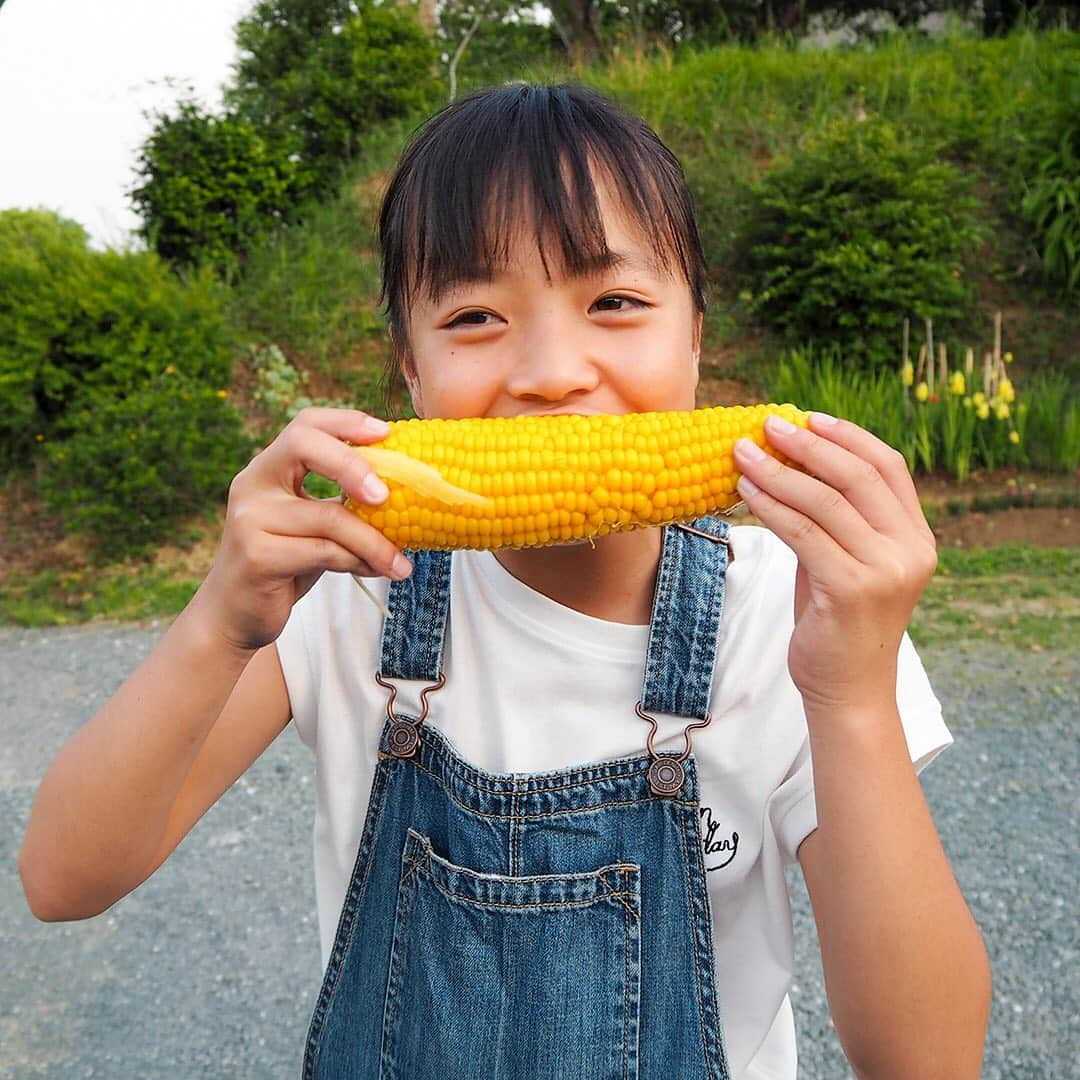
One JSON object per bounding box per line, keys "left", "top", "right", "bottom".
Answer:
{"left": 962, "top": 396, "right": 973, "bottom": 409}
{"left": 1004, "top": 351, "right": 1014, "bottom": 364}
{"left": 948, "top": 371, "right": 966, "bottom": 396}
{"left": 35, "top": 433, "right": 45, "bottom": 442}
{"left": 915, "top": 381, "right": 930, "bottom": 403}
{"left": 901, "top": 361, "right": 915, "bottom": 387}
{"left": 973, "top": 391, "right": 987, "bottom": 408}
{"left": 217, "top": 389, "right": 229, "bottom": 398}
{"left": 998, "top": 377, "right": 1015, "bottom": 404}
{"left": 995, "top": 401, "right": 1010, "bottom": 420}
{"left": 165, "top": 365, "right": 176, "bottom": 375}
{"left": 976, "top": 401, "right": 990, "bottom": 420}
{"left": 1009, "top": 430, "right": 1020, "bottom": 444}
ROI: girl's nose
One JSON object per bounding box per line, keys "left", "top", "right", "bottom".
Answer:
{"left": 505, "top": 320, "right": 601, "bottom": 403}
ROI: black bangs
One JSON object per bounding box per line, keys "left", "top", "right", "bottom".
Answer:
{"left": 378, "top": 83, "right": 707, "bottom": 352}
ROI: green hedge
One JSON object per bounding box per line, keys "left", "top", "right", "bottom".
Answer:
{"left": 40, "top": 374, "right": 253, "bottom": 559}
{"left": 736, "top": 119, "right": 982, "bottom": 367}
{"left": 0, "top": 209, "right": 235, "bottom": 472}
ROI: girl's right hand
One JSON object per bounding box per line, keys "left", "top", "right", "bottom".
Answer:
{"left": 198, "top": 407, "right": 411, "bottom": 653}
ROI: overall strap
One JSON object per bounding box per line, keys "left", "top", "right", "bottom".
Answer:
{"left": 379, "top": 524, "right": 731, "bottom": 696}
{"left": 378, "top": 549, "right": 452, "bottom": 683}
{"left": 640, "top": 516, "right": 731, "bottom": 721}
{"left": 637, "top": 517, "right": 731, "bottom": 796}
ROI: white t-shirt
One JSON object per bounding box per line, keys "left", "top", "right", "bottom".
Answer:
{"left": 276, "top": 525, "right": 951, "bottom": 1080}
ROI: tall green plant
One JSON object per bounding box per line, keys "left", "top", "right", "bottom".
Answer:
{"left": 1016, "top": 74, "right": 1080, "bottom": 295}
{"left": 768, "top": 344, "right": 1074, "bottom": 478}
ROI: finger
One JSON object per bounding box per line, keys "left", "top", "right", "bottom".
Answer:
{"left": 268, "top": 497, "right": 412, "bottom": 580}
{"left": 266, "top": 412, "right": 393, "bottom": 507}
{"left": 268, "top": 535, "right": 402, "bottom": 584}
{"left": 734, "top": 439, "right": 885, "bottom": 565}
{"left": 761, "top": 413, "right": 932, "bottom": 544}
{"left": 290, "top": 407, "right": 392, "bottom": 445}
{"left": 754, "top": 414, "right": 908, "bottom": 540}
{"left": 805, "top": 413, "right": 931, "bottom": 540}
{"left": 734, "top": 463, "right": 854, "bottom": 571}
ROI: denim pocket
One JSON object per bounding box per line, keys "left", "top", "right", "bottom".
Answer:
{"left": 379, "top": 829, "right": 641, "bottom": 1080}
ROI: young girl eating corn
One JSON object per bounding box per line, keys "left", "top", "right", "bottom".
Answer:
{"left": 21, "top": 83, "right": 990, "bottom": 1078}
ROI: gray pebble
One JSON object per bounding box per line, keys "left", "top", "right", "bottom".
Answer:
{"left": 1, "top": 626, "right": 1076, "bottom": 1078}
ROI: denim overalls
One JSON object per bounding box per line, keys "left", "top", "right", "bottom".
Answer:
{"left": 303, "top": 518, "right": 733, "bottom": 1080}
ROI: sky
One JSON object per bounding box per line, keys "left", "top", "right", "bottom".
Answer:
{"left": 0, "top": 0, "right": 252, "bottom": 250}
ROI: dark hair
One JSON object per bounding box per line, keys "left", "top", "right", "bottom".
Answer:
{"left": 377, "top": 82, "right": 707, "bottom": 404}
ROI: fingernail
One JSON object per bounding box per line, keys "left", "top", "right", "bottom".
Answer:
{"left": 766, "top": 414, "right": 797, "bottom": 435}
{"left": 390, "top": 555, "right": 412, "bottom": 579}
{"left": 364, "top": 416, "right": 392, "bottom": 436}
{"left": 737, "top": 474, "right": 760, "bottom": 498}
{"left": 735, "top": 437, "right": 767, "bottom": 461}
{"left": 362, "top": 473, "right": 389, "bottom": 503}
{"left": 811, "top": 411, "right": 838, "bottom": 426}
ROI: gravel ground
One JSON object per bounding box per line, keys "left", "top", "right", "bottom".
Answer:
{"left": 1, "top": 622, "right": 1076, "bottom": 1079}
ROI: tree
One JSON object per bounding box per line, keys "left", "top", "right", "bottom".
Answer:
{"left": 547, "top": 0, "right": 602, "bottom": 57}
{"left": 225, "top": 0, "right": 439, "bottom": 197}
{"left": 129, "top": 100, "right": 298, "bottom": 276}
{"left": 440, "top": 0, "right": 526, "bottom": 99}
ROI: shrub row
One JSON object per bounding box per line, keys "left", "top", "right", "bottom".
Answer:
{"left": 0, "top": 209, "right": 251, "bottom": 557}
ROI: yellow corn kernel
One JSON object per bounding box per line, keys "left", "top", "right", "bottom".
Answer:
{"left": 346, "top": 403, "right": 808, "bottom": 551}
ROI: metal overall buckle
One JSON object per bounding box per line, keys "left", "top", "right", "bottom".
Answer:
{"left": 636, "top": 702, "right": 712, "bottom": 797}
{"left": 674, "top": 520, "right": 733, "bottom": 561}
{"left": 374, "top": 672, "right": 446, "bottom": 758}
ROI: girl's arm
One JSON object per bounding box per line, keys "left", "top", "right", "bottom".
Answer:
{"left": 733, "top": 414, "right": 991, "bottom": 1080}
{"left": 20, "top": 617, "right": 288, "bottom": 921}
{"left": 19, "top": 408, "right": 407, "bottom": 921}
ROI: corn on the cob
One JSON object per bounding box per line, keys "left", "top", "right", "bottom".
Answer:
{"left": 345, "top": 403, "right": 807, "bottom": 551}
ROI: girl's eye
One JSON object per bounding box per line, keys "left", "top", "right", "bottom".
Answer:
{"left": 591, "top": 295, "right": 644, "bottom": 313}
{"left": 446, "top": 310, "right": 497, "bottom": 328}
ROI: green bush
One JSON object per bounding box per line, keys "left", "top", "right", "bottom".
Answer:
{"left": 39, "top": 374, "right": 253, "bottom": 559}
{"left": 736, "top": 118, "right": 983, "bottom": 367}
{"left": 129, "top": 100, "right": 300, "bottom": 277}
{"left": 1015, "top": 73, "right": 1080, "bottom": 296}
{"left": 0, "top": 209, "right": 235, "bottom": 471}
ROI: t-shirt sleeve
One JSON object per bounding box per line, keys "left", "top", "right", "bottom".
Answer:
{"left": 274, "top": 579, "right": 325, "bottom": 752}
{"left": 274, "top": 571, "right": 390, "bottom": 752}
{"left": 771, "top": 632, "right": 952, "bottom": 864}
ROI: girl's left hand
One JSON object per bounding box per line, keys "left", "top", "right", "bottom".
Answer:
{"left": 733, "top": 412, "right": 938, "bottom": 713}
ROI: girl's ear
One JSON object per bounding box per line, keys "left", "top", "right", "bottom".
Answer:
{"left": 389, "top": 323, "right": 425, "bottom": 417}
{"left": 400, "top": 352, "right": 425, "bottom": 419}
{"left": 691, "top": 311, "right": 703, "bottom": 380}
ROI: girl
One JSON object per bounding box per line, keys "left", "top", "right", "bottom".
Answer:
{"left": 20, "top": 83, "right": 991, "bottom": 1078}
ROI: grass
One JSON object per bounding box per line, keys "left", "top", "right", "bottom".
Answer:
{"left": 0, "top": 565, "right": 201, "bottom": 627}
{"left": 910, "top": 546, "right": 1080, "bottom": 651}
{"left": 3, "top": 530, "right": 1076, "bottom": 658}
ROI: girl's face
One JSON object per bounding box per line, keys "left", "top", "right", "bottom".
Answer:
{"left": 400, "top": 181, "right": 702, "bottom": 421}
